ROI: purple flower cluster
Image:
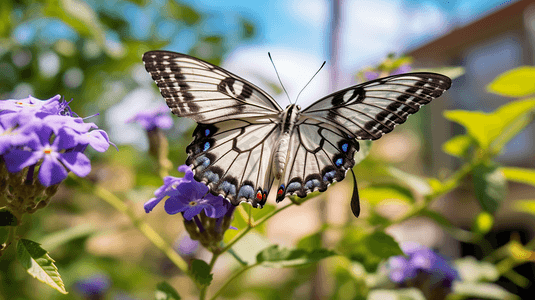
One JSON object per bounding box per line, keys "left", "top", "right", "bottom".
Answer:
{"left": 126, "top": 105, "right": 172, "bottom": 131}
{"left": 73, "top": 273, "right": 111, "bottom": 299}
{"left": 388, "top": 242, "right": 459, "bottom": 286}
{"left": 145, "top": 165, "right": 236, "bottom": 249}
{"left": 145, "top": 165, "right": 229, "bottom": 220}
{"left": 0, "top": 95, "right": 112, "bottom": 186}
{"left": 363, "top": 64, "right": 412, "bottom": 81}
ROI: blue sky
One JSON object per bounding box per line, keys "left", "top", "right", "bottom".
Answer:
{"left": 110, "top": 0, "right": 519, "bottom": 145}
{"left": 178, "top": 0, "right": 517, "bottom": 70}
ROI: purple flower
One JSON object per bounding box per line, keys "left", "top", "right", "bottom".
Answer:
{"left": 364, "top": 71, "right": 380, "bottom": 81}
{"left": 175, "top": 233, "right": 200, "bottom": 256}
{"left": 0, "top": 95, "right": 62, "bottom": 116}
{"left": 390, "top": 64, "right": 412, "bottom": 76}
{"left": 74, "top": 274, "right": 111, "bottom": 299}
{"left": 3, "top": 126, "right": 91, "bottom": 186}
{"left": 388, "top": 242, "right": 459, "bottom": 286}
{"left": 0, "top": 95, "right": 112, "bottom": 186}
{"left": 145, "top": 165, "right": 229, "bottom": 220}
{"left": 127, "top": 105, "right": 173, "bottom": 131}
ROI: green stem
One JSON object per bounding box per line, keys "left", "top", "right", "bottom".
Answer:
{"left": 74, "top": 178, "right": 191, "bottom": 277}
{"left": 220, "top": 202, "right": 294, "bottom": 254}
{"left": 209, "top": 263, "right": 259, "bottom": 300}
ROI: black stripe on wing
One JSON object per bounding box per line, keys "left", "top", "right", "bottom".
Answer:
{"left": 301, "top": 72, "right": 452, "bottom": 140}
{"left": 143, "top": 51, "right": 282, "bottom": 124}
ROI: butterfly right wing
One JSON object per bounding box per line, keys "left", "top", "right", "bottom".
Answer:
{"left": 186, "top": 118, "right": 280, "bottom": 208}
{"left": 143, "top": 51, "right": 282, "bottom": 124}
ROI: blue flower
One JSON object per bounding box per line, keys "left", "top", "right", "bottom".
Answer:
{"left": 175, "top": 233, "right": 200, "bottom": 256}
{"left": 0, "top": 95, "right": 112, "bottom": 186}
{"left": 145, "top": 165, "right": 229, "bottom": 220}
{"left": 388, "top": 242, "right": 459, "bottom": 286}
{"left": 73, "top": 274, "right": 111, "bottom": 299}
{"left": 127, "top": 105, "right": 173, "bottom": 131}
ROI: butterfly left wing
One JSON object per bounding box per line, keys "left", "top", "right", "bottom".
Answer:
{"left": 186, "top": 117, "right": 280, "bottom": 208}
{"left": 301, "top": 73, "right": 452, "bottom": 140}
{"left": 275, "top": 118, "right": 359, "bottom": 202}
{"left": 143, "top": 51, "right": 282, "bottom": 124}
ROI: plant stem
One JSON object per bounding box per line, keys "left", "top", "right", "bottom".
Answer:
{"left": 75, "top": 177, "right": 191, "bottom": 277}
{"left": 209, "top": 263, "right": 259, "bottom": 300}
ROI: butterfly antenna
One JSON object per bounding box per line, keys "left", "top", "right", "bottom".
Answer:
{"left": 268, "top": 52, "right": 292, "bottom": 104}
{"left": 295, "top": 61, "right": 326, "bottom": 104}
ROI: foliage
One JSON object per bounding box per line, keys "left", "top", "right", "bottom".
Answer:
{"left": 1, "top": 2, "right": 535, "bottom": 299}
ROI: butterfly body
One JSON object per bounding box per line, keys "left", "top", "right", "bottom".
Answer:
{"left": 143, "top": 50, "right": 452, "bottom": 216}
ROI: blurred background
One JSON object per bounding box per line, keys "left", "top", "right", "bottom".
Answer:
{"left": 1, "top": 0, "right": 534, "bottom": 299}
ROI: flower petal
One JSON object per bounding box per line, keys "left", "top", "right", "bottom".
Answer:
{"left": 38, "top": 155, "right": 68, "bottom": 186}
{"left": 58, "top": 151, "right": 91, "bottom": 177}
{"left": 3, "top": 150, "right": 42, "bottom": 172}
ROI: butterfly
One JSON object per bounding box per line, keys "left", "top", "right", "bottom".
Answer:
{"left": 142, "top": 50, "right": 451, "bottom": 217}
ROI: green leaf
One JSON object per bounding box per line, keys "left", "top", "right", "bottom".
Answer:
{"left": 387, "top": 167, "right": 432, "bottom": 195}
{"left": 442, "top": 134, "right": 474, "bottom": 158}
{"left": 512, "top": 200, "right": 535, "bottom": 216}
{"left": 364, "top": 231, "right": 404, "bottom": 258}
{"left": 190, "top": 259, "right": 213, "bottom": 286}
{"left": 472, "top": 163, "right": 507, "bottom": 213}
{"left": 443, "top": 110, "right": 501, "bottom": 150}
{"left": 0, "top": 208, "right": 18, "bottom": 226}
{"left": 338, "top": 230, "right": 402, "bottom": 272}
{"left": 443, "top": 99, "right": 535, "bottom": 152}
{"left": 240, "top": 18, "right": 255, "bottom": 40}
{"left": 354, "top": 140, "right": 372, "bottom": 165}
{"left": 501, "top": 167, "right": 535, "bottom": 187}
{"left": 360, "top": 184, "right": 414, "bottom": 206}
{"left": 296, "top": 230, "right": 324, "bottom": 251}
{"left": 16, "top": 239, "right": 67, "bottom": 294}
{"left": 487, "top": 66, "right": 535, "bottom": 97}
{"left": 413, "top": 66, "right": 465, "bottom": 80}
{"left": 155, "top": 281, "right": 181, "bottom": 300}
{"left": 490, "top": 98, "right": 535, "bottom": 152}
{"left": 165, "top": 0, "right": 201, "bottom": 25}
{"left": 256, "top": 245, "right": 336, "bottom": 268}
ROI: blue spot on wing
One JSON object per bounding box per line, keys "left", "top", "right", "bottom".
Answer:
{"left": 342, "top": 143, "right": 348, "bottom": 152}
{"left": 335, "top": 158, "right": 344, "bottom": 167}
{"left": 203, "top": 141, "right": 211, "bottom": 151}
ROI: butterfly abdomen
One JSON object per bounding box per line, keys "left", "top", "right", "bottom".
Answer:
{"left": 272, "top": 104, "right": 300, "bottom": 179}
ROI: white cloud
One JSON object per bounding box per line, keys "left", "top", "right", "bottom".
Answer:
{"left": 340, "top": 0, "right": 448, "bottom": 72}
{"left": 288, "top": 0, "right": 328, "bottom": 28}
{"left": 223, "top": 46, "right": 330, "bottom": 108}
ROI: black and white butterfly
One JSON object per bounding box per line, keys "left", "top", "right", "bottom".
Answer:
{"left": 142, "top": 50, "right": 451, "bottom": 217}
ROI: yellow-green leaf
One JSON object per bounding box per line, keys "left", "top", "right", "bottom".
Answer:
{"left": 501, "top": 167, "right": 535, "bottom": 187}
{"left": 360, "top": 184, "right": 414, "bottom": 206}
{"left": 442, "top": 134, "right": 474, "bottom": 158}
{"left": 487, "top": 66, "right": 535, "bottom": 97}
{"left": 513, "top": 200, "right": 535, "bottom": 216}
{"left": 443, "top": 110, "right": 501, "bottom": 149}
{"left": 16, "top": 239, "right": 67, "bottom": 294}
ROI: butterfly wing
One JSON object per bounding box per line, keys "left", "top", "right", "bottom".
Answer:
{"left": 186, "top": 117, "right": 280, "bottom": 208}
{"left": 275, "top": 118, "right": 359, "bottom": 202}
{"left": 143, "top": 51, "right": 282, "bottom": 124}
{"left": 301, "top": 73, "right": 452, "bottom": 140}
{"left": 276, "top": 72, "right": 451, "bottom": 206}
